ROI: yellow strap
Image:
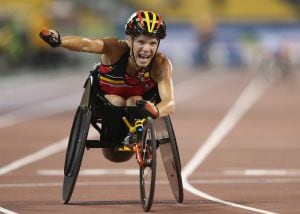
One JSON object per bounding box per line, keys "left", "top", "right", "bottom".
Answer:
{"left": 117, "top": 146, "right": 136, "bottom": 152}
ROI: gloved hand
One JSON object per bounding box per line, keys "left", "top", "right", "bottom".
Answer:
{"left": 39, "top": 28, "right": 61, "bottom": 48}
{"left": 136, "top": 100, "right": 159, "bottom": 119}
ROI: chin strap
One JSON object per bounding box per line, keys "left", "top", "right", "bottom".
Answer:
{"left": 129, "top": 40, "right": 140, "bottom": 68}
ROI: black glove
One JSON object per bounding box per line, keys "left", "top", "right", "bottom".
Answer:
{"left": 39, "top": 28, "right": 61, "bottom": 48}
{"left": 136, "top": 100, "right": 159, "bottom": 119}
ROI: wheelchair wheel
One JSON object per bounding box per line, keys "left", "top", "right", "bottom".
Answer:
{"left": 159, "top": 117, "right": 183, "bottom": 203}
{"left": 139, "top": 118, "right": 157, "bottom": 212}
{"left": 62, "top": 105, "right": 91, "bottom": 204}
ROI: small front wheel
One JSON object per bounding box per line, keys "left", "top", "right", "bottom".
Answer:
{"left": 139, "top": 118, "right": 157, "bottom": 212}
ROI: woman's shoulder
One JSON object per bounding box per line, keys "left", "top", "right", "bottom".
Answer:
{"left": 154, "top": 52, "right": 172, "bottom": 71}
{"left": 152, "top": 51, "right": 173, "bottom": 81}
{"left": 102, "top": 37, "right": 128, "bottom": 50}
{"left": 101, "top": 38, "right": 129, "bottom": 63}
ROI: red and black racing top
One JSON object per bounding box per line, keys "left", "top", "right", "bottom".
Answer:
{"left": 98, "top": 48, "right": 156, "bottom": 99}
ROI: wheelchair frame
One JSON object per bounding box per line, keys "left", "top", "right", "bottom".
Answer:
{"left": 62, "top": 67, "right": 183, "bottom": 211}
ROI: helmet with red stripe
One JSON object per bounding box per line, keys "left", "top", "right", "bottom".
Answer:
{"left": 125, "top": 10, "right": 166, "bottom": 39}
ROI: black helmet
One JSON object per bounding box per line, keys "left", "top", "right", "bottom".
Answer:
{"left": 125, "top": 10, "right": 167, "bottom": 39}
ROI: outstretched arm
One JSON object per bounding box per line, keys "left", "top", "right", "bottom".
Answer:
{"left": 39, "top": 28, "right": 105, "bottom": 54}
{"left": 61, "top": 36, "right": 104, "bottom": 54}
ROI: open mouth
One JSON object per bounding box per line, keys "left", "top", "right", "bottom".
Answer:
{"left": 138, "top": 54, "right": 151, "bottom": 61}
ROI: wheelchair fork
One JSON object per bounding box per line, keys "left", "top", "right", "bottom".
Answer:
{"left": 136, "top": 142, "right": 144, "bottom": 166}
{"left": 122, "top": 117, "right": 147, "bottom": 167}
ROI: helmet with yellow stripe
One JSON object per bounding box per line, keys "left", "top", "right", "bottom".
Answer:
{"left": 125, "top": 10, "right": 166, "bottom": 39}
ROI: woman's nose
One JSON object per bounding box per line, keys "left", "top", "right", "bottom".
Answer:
{"left": 142, "top": 43, "right": 151, "bottom": 52}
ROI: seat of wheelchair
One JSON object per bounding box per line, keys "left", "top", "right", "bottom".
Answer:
{"left": 86, "top": 104, "right": 140, "bottom": 148}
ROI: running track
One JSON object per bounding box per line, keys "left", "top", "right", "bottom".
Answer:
{"left": 0, "top": 67, "right": 300, "bottom": 214}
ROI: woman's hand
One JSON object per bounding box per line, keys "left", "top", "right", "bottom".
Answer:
{"left": 39, "top": 28, "right": 61, "bottom": 48}
{"left": 136, "top": 100, "right": 159, "bottom": 119}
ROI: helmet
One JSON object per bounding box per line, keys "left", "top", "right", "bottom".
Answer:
{"left": 125, "top": 10, "right": 166, "bottom": 39}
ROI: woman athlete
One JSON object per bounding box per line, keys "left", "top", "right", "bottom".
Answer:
{"left": 39, "top": 10, "right": 174, "bottom": 119}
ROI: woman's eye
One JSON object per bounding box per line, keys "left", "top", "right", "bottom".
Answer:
{"left": 150, "top": 42, "right": 158, "bottom": 46}
{"left": 137, "top": 40, "right": 145, "bottom": 45}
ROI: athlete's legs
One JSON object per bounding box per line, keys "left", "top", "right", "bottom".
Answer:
{"left": 104, "top": 94, "right": 126, "bottom": 106}
{"left": 102, "top": 95, "right": 143, "bottom": 149}
{"left": 102, "top": 94, "right": 135, "bottom": 161}
{"left": 126, "top": 96, "right": 143, "bottom": 106}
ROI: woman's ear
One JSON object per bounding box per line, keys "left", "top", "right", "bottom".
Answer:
{"left": 126, "top": 36, "right": 132, "bottom": 47}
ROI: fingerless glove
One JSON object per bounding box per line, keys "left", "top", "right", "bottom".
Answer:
{"left": 136, "top": 100, "right": 159, "bottom": 119}
{"left": 39, "top": 28, "right": 61, "bottom": 48}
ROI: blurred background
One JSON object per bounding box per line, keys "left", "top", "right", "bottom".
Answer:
{"left": 0, "top": 0, "right": 300, "bottom": 75}
{"left": 1, "top": 2, "right": 300, "bottom": 213}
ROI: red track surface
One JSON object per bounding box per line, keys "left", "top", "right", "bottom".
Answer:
{"left": 1, "top": 68, "right": 300, "bottom": 213}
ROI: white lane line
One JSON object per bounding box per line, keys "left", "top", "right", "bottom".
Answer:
{"left": 2, "top": 178, "right": 300, "bottom": 189}
{"left": 0, "top": 129, "right": 99, "bottom": 175}
{"left": 182, "top": 74, "right": 278, "bottom": 214}
{"left": 37, "top": 168, "right": 300, "bottom": 177}
{"left": 175, "top": 71, "right": 236, "bottom": 103}
{"left": 37, "top": 169, "right": 139, "bottom": 176}
{"left": 0, "top": 91, "right": 81, "bottom": 129}
{"left": 224, "top": 169, "right": 300, "bottom": 176}
{"left": 0, "top": 138, "right": 68, "bottom": 176}
{"left": 0, "top": 207, "right": 18, "bottom": 214}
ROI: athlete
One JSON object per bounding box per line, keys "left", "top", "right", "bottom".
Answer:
{"left": 39, "top": 10, "right": 174, "bottom": 119}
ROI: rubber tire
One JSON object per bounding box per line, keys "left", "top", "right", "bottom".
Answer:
{"left": 62, "top": 106, "right": 91, "bottom": 204}
{"left": 160, "top": 117, "right": 184, "bottom": 203}
{"left": 139, "top": 118, "right": 157, "bottom": 212}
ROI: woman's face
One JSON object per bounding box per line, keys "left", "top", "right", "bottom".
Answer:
{"left": 129, "top": 34, "right": 159, "bottom": 67}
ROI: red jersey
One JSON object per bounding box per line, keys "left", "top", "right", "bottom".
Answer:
{"left": 98, "top": 49, "right": 156, "bottom": 99}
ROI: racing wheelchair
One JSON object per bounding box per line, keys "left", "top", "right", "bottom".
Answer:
{"left": 62, "top": 65, "right": 183, "bottom": 211}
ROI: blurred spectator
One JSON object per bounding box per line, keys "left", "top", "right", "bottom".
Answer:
{"left": 193, "top": 12, "right": 216, "bottom": 68}
{"left": 0, "top": 18, "right": 27, "bottom": 69}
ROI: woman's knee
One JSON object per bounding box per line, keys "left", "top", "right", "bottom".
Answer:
{"left": 104, "top": 94, "right": 126, "bottom": 106}
{"left": 126, "top": 96, "right": 142, "bottom": 106}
